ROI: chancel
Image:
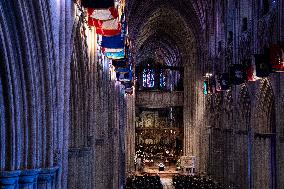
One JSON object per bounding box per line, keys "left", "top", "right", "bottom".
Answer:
{"left": 0, "top": 0, "right": 283, "bottom": 189}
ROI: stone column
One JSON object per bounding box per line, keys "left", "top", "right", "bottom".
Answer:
{"left": 37, "top": 167, "right": 58, "bottom": 189}
{"left": 0, "top": 171, "right": 20, "bottom": 189}
{"left": 183, "top": 58, "right": 193, "bottom": 156}
{"left": 125, "top": 93, "right": 135, "bottom": 176}
{"left": 18, "top": 169, "right": 39, "bottom": 189}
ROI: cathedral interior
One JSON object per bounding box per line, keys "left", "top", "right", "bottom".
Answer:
{"left": 0, "top": 0, "right": 284, "bottom": 189}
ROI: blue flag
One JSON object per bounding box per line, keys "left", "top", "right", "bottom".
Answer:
{"left": 112, "top": 59, "right": 128, "bottom": 67}
{"left": 115, "top": 65, "right": 132, "bottom": 82}
{"left": 101, "top": 34, "right": 124, "bottom": 49}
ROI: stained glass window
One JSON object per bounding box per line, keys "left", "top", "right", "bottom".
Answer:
{"left": 142, "top": 69, "right": 155, "bottom": 88}
{"left": 160, "top": 72, "right": 166, "bottom": 88}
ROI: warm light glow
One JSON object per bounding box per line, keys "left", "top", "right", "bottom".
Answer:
{"left": 205, "top": 73, "right": 213, "bottom": 78}
{"left": 86, "top": 25, "right": 96, "bottom": 53}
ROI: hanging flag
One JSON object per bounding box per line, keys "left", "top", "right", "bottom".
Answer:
{"left": 112, "top": 58, "right": 128, "bottom": 67}
{"left": 87, "top": 7, "right": 118, "bottom": 21}
{"left": 246, "top": 63, "right": 255, "bottom": 81}
{"left": 244, "top": 58, "right": 261, "bottom": 81}
{"left": 115, "top": 64, "right": 132, "bottom": 82}
{"left": 116, "top": 72, "right": 132, "bottom": 82}
{"left": 270, "top": 43, "right": 284, "bottom": 72}
{"left": 123, "top": 82, "right": 133, "bottom": 89}
{"left": 101, "top": 34, "right": 124, "bottom": 49}
{"left": 216, "top": 73, "right": 230, "bottom": 91}
{"left": 105, "top": 50, "right": 125, "bottom": 59}
{"left": 230, "top": 64, "right": 246, "bottom": 85}
{"left": 95, "top": 28, "right": 121, "bottom": 36}
{"left": 81, "top": 0, "right": 114, "bottom": 9}
{"left": 115, "top": 66, "right": 130, "bottom": 73}
{"left": 254, "top": 53, "right": 270, "bottom": 77}
{"left": 102, "top": 47, "right": 124, "bottom": 53}
{"left": 88, "top": 17, "right": 121, "bottom": 36}
{"left": 88, "top": 18, "right": 119, "bottom": 29}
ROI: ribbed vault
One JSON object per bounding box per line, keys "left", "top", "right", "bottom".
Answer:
{"left": 127, "top": 0, "right": 206, "bottom": 43}
{"left": 137, "top": 32, "right": 180, "bottom": 66}
{"left": 126, "top": 0, "right": 208, "bottom": 68}
{"left": 130, "top": 6, "right": 198, "bottom": 67}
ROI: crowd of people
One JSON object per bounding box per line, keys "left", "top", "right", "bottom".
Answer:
{"left": 125, "top": 175, "right": 163, "bottom": 189}
{"left": 125, "top": 174, "right": 224, "bottom": 189}
{"left": 135, "top": 142, "right": 182, "bottom": 165}
{"left": 172, "top": 175, "right": 224, "bottom": 189}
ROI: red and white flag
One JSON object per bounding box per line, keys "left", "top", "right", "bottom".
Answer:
{"left": 88, "top": 17, "right": 121, "bottom": 36}
{"left": 87, "top": 7, "right": 118, "bottom": 21}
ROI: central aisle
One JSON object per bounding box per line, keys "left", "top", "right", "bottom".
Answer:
{"left": 160, "top": 178, "right": 174, "bottom": 189}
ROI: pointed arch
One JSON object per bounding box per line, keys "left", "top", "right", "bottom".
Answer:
{"left": 253, "top": 79, "right": 276, "bottom": 189}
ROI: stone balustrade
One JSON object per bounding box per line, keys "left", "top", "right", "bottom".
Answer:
{"left": 136, "top": 91, "right": 183, "bottom": 108}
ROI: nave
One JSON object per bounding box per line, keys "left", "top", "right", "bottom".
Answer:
{"left": 0, "top": 0, "right": 284, "bottom": 189}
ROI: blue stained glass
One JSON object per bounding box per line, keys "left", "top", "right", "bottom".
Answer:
{"left": 160, "top": 72, "right": 166, "bottom": 88}
{"left": 143, "top": 69, "right": 154, "bottom": 88}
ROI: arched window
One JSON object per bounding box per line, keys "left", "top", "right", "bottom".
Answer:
{"left": 142, "top": 69, "right": 155, "bottom": 88}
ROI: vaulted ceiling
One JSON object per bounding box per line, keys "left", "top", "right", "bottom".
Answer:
{"left": 126, "top": 0, "right": 208, "bottom": 67}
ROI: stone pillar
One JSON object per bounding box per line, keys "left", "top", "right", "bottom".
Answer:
{"left": 183, "top": 59, "right": 193, "bottom": 156}
{"left": 0, "top": 171, "right": 20, "bottom": 189}
{"left": 125, "top": 93, "right": 135, "bottom": 176}
{"left": 18, "top": 169, "right": 39, "bottom": 189}
{"left": 37, "top": 167, "right": 58, "bottom": 189}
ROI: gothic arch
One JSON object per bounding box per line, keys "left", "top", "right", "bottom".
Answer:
{"left": 255, "top": 79, "right": 275, "bottom": 134}
{"left": 253, "top": 79, "right": 276, "bottom": 189}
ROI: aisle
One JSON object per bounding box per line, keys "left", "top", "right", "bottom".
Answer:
{"left": 160, "top": 178, "right": 174, "bottom": 189}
